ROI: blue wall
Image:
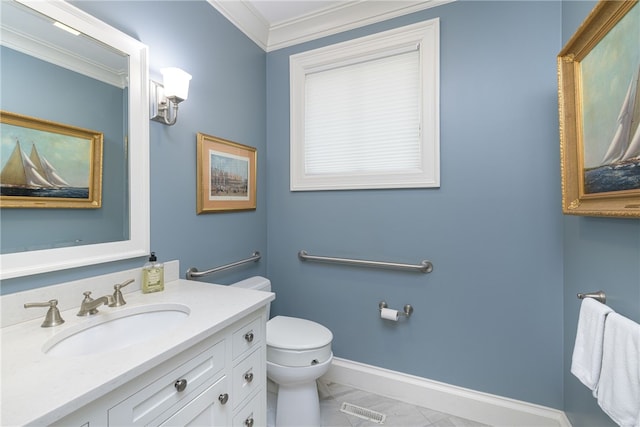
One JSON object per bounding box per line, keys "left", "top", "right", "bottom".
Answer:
{"left": 561, "top": 2, "right": 640, "bottom": 425}
{"left": 76, "top": 1, "right": 269, "bottom": 285}
{"left": 266, "top": 1, "right": 564, "bottom": 409}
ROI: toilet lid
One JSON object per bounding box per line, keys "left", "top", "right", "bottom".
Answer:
{"left": 267, "top": 316, "right": 333, "bottom": 350}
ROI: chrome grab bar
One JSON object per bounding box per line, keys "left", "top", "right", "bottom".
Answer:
{"left": 298, "top": 250, "right": 433, "bottom": 274}
{"left": 577, "top": 290, "right": 606, "bottom": 304}
{"left": 186, "top": 251, "right": 261, "bottom": 280}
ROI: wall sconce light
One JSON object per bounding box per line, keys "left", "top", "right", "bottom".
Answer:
{"left": 150, "top": 67, "right": 192, "bottom": 126}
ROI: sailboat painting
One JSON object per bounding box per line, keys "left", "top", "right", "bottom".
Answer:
{"left": 579, "top": 0, "right": 640, "bottom": 194}
{"left": 558, "top": 0, "right": 640, "bottom": 217}
{"left": 0, "top": 111, "right": 103, "bottom": 209}
{"left": 583, "top": 64, "right": 640, "bottom": 194}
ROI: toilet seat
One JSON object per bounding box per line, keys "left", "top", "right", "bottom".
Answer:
{"left": 267, "top": 316, "right": 333, "bottom": 367}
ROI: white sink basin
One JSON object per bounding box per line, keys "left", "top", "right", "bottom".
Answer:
{"left": 43, "top": 303, "right": 190, "bottom": 357}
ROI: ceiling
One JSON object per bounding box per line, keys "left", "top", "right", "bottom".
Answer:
{"left": 208, "top": 0, "right": 452, "bottom": 52}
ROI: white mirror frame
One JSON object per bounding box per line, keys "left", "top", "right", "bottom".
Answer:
{"left": 0, "top": 0, "right": 149, "bottom": 280}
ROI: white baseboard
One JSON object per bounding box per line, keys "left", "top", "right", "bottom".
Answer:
{"left": 320, "top": 357, "right": 571, "bottom": 427}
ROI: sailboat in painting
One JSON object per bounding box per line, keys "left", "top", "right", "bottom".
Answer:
{"left": 28, "top": 144, "right": 71, "bottom": 188}
{"left": 584, "top": 65, "right": 640, "bottom": 194}
{"left": 601, "top": 65, "right": 640, "bottom": 165}
{"left": 0, "top": 141, "right": 87, "bottom": 198}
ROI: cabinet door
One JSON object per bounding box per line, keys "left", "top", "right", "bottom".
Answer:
{"left": 232, "top": 316, "right": 262, "bottom": 360}
{"left": 108, "top": 340, "right": 225, "bottom": 425}
{"left": 155, "top": 376, "right": 230, "bottom": 426}
{"left": 232, "top": 349, "right": 263, "bottom": 408}
{"left": 233, "top": 392, "right": 265, "bottom": 427}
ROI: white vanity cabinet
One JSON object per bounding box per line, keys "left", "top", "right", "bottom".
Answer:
{"left": 230, "top": 315, "right": 266, "bottom": 427}
{"left": 52, "top": 308, "right": 267, "bottom": 427}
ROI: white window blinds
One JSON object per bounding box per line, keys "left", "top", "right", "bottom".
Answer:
{"left": 304, "top": 47, "right": 421, "bottom": 175}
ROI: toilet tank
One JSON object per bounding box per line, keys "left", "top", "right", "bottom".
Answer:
{"left": 230, "top": 276, "right": 272, "bottom": 292}
{"left": 230, "top": 276, "right": 272, "bottom": 317}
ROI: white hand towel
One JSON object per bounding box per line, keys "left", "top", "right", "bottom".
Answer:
{"left": 596, "top": 312, "right": 640, "bottom": 427}
{"left": 571, "top": 298, "right": 614, "bottom": 391}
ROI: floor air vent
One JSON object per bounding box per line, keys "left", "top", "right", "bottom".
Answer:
{"left": 340, "top": 402, "right": 386, "bottom": 424}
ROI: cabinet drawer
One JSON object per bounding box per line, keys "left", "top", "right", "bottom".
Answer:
{"left": 232, "top": 349, "right": 262, "bottom": 408}
{"left": 154, "top": 376, "right": 230, "bottom": 426}
{"left": 109, "top": 340, "right": 225, "bottom": 426}
{"left": 233, "top": 392, "right": 266, "bottom": 427}
{"left": 232, "top": 316, "right": 262, "bottom": 360}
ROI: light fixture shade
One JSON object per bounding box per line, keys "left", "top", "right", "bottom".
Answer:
{"left": 161, "top": 67, "right": 192, "bottom": 101}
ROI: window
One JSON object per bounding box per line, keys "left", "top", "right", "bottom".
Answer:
{"left": 290, "top": 19, "right": 440, "bottom": 191}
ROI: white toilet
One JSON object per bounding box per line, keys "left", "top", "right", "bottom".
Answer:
{"left": 231, "top": 276, "right": 333, "bottom": 427}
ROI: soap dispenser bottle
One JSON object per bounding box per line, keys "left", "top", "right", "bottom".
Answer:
{"left": 142, "top": 252, "right": 164, "bottom": 293}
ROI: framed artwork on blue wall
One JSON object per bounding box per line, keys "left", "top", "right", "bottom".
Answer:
{"left": 0, "top": 110, "right": 103, "bottom": 209}
{"left": 196, "top": 132, "right": 257, "bottom": 214}
{"left": 558, "top": 0, "right": 640, "bottom": 218}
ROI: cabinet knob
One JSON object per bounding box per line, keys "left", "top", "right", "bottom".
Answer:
{"left": 174, "top": 379, "right": 188, "bottom": 392}
{"left": 218, "top": 393, "right": 229, "bottom": 405}
{"left": 244, "top": 416, "right": 254, "bottom": 427}
{"left": 244, "top": 372, "right": 254, "bottom": 383}
{"left": 244, "top": 331, "right": 254, "bottom": 343}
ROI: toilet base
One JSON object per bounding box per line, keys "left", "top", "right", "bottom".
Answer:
{"left": 267, "top": 389, "right": 277, "bottom": 427}
{"left": 267, "top": 354, "right": 333, "bottom": 427}
{"left": 275, "top": 380, "right": 321, "bottom": 427}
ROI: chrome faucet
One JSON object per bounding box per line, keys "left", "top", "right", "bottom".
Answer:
{"left": 77, "top": 291, "right": 114, "bottom": 316}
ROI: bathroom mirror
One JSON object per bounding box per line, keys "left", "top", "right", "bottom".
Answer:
{"left": 0, "top": 0, "right": 149, "bottom": 279}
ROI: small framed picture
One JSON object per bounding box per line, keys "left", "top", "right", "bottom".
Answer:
{"left": 196, "top": 132, "right": 257, "bottom": 214}
{"left": 1, "top": 110, "right": 103, "bottom": 209}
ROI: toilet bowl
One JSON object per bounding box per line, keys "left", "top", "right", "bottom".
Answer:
{"left": 230, "top": 277, "right": 333, "bottom": 427}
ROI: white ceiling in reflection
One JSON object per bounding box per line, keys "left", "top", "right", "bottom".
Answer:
{"left": 1, "top": 1, "right": 128, "bottom": 88}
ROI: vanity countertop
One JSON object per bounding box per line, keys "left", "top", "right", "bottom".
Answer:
{"left": 0, "top": 279, "right": 274, "bottom": 426}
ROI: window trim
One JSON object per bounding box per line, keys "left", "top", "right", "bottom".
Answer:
{"left": 289, "top": 18, "right": 440, "bottom": 191}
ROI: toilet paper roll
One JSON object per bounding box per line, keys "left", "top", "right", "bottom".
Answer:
{"left": 380, "top": 307, "right": 399, "bottom": 321}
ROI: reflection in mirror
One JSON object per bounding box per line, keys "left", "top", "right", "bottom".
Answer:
{"left": 0, "top": 0, "right": 149, "bottom": 279}
{"left": 1, "top": 1, "right": 128, "bottom": 252}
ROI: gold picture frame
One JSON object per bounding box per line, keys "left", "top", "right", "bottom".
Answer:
{"left": 1, "top": 111, "right": 103, "bottom": 209}
{"left": 196, "top": 133, "right": 257, "bottom": 213}
{"left": 558, "top": 1, "right": 640, "bottom": 218}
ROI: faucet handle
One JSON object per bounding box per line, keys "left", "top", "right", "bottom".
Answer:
{"left": 110, "top": 279, "right": 134, "bottom": 307}
{"left": 24, "top": 299, "right": 65, "bottom": 327}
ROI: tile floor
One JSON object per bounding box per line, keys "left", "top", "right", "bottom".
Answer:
{"left": 317, "top": 381, "right": 489, "bottom": 427}
{"left": 268, "top": 380, "right": 490, "bottom": 427}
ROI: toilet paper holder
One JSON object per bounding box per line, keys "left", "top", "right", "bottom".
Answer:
{"left": 379, "top": 301, "right": 413, "bottom": 318}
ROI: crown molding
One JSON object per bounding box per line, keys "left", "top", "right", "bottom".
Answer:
{"left": 207, "top": 0, "right": 270, "bottom": 51}
{"left": 208, "top": 0, "right": 453, "bottom": 52}
{"left": 1, "top": 26, "right": 127, "bottom": 88}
